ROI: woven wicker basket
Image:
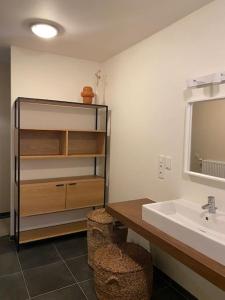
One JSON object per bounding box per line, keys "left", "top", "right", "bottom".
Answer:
{"left": 87, "top": 209, "right": 128, "bottom": 268}
{"left": 93, "top": 243, "right": 153, "bottom": 300}
{"left": 87, "top": 209, "right": 114, "bottom": 268}
{"left": 112, "top": 221, "right": 128, "bottom": 244}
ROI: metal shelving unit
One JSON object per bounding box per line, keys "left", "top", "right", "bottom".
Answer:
{"left": 14, "top": 97, "right": 108, "bottom": 250}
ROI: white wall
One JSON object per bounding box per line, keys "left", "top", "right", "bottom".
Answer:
{"left": 0, "top": 62, "right": 10, "bottom": 213}
{"left": 10, "top": 47, "right": 100, "bottom": 231}
{"left": 102, "top": 0, "right": 225, "bottom": 299}
{"left": 11, "top": 47, "right": 99, "bottom": 102}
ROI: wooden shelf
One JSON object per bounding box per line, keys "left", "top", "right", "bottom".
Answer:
{"left": 21, "top": 128, "right": 106, "bottom": 133}
{"left": 68, "top": 131, "right": 105, "bottom": 156}
{"left": 20, "top": 203, "right": 104, "bottom": 218}
{"left": 18, "top": 97, "right": 108, "bottom": 109}
{"left": 68, "top": 154, "right": 105, "bottom": 158}
{"left": 20, "top": 128, "right": 105, "bottom": 159}
{"left": 21, "top": 154, "right": 105, "bottom": 160}
{"left": 21, "top": 128, "right": 66, "bottom": 131}
{"left": 20, "top": 129, "right": 67, "bottom": 157}
{"left": 21, "top": 175, "right": 104, "bottom": 186}
{"left": 69, "top": 129, "right": 106, "bottom": 133}
{"left": 21, "top": 155, "right": 67, "bottom": 160}
{"left": 19, "top": 220, "right": 87, "bottom": 244}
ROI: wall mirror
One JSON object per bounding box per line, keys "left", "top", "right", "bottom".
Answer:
{"left": 184, "top": 97, "right": 225, "bottom": 182}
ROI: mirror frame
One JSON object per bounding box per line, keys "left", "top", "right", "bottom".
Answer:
{"left": 184, "top": 96, "right": 225, "bottom": 183}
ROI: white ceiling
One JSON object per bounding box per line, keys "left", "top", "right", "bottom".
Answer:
{"left": 0, "top": 0, "right": 213, "bottom": 62}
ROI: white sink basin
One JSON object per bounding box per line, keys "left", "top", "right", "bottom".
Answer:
{"left": 142, "top": 199, "right": 225, "bottom": 265}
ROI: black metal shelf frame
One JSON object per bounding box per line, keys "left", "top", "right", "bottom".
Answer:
{"left": 14, "top": 97, "right": 108, "bottom": 250}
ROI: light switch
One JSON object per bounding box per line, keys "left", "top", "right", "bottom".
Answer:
{"left": 165, "top": 156, "right": 172, "bottom": 170}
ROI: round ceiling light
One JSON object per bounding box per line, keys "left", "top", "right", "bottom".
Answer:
{"left": 31, "top": 23, "right": 58, "bottom": 39}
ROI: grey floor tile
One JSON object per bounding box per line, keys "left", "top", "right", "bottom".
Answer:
{"left": 152, "top": 286, "right": 187, "bottom": 300}
{"left": 0, "top": 272, "right": 29, "bottom": 300}
{"left": 0, "top": 236, "right": 16, "bottom": 255}
{"left": 80, "top": 279, "right": 97, "bottom": 300}
{"left": 0, "top": 251, "right": 20, "bottom": 276}
{"left": 54, "top": 235, "right": 87, "bottom": 260}
{"left": 31, "top": 284, "right": 86, "bottom": 300}
{"left": 23, "top": 261, "right": 75, "bottom": 297}
{"left": 0, "top": 236, "right": 20, "bottom": 277}
{"left": 66, "top": 255, "right": 93, "bottom": 282}
{"left": 18, "top": 243, "right": 60, "bottom": 270}
{"left": 0, "top": 237, "right": 196, "bottom": 300}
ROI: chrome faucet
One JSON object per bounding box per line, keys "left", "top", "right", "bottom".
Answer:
{"left": 202, "top": 196, "right": 217, "bottom": 214}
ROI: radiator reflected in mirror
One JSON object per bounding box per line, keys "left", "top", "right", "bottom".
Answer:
{"left": 185, "top": 98, "right": 225, "bottom": 181}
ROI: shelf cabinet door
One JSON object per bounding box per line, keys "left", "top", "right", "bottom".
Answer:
{"left": 66, "top": 181, "right": 104, "bottom": 209}
{"left": 20, "top": 183, "right": 66, "bottom": 216}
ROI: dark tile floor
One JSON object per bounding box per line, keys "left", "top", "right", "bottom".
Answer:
{"left": 0, "top": 234, "right": 197, "bottom": 300}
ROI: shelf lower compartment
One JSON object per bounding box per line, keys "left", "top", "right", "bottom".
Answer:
{"left": 20, "top": 175, "right": 105, "bottom": 217}
{"left": 19, "top": 220, "right": 87, "bottom": 244}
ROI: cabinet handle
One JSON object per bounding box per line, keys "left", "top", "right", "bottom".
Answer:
{"left": 56, "top": 184, "right": 64, "bottom": 187}
{"left": 68, "top": 183, "right": 77, "bottom": 186}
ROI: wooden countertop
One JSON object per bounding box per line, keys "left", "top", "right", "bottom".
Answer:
{"left": 106, "top": 198, "right": 225, "bottom": 291}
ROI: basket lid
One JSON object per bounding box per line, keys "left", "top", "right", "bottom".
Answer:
{"left": 94, "top": 243, "right": 152, "bottom": 274}
{"left": 87, "top": 208, "right": 113, "bottom": 224}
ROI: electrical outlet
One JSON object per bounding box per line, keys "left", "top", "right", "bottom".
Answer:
{"left": 158, "top": 155, "right": 165, "bottom": 179}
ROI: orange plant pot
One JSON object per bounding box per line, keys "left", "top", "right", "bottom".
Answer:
{"left": 81, "top": 86, "right": 94, "bottom": 104}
